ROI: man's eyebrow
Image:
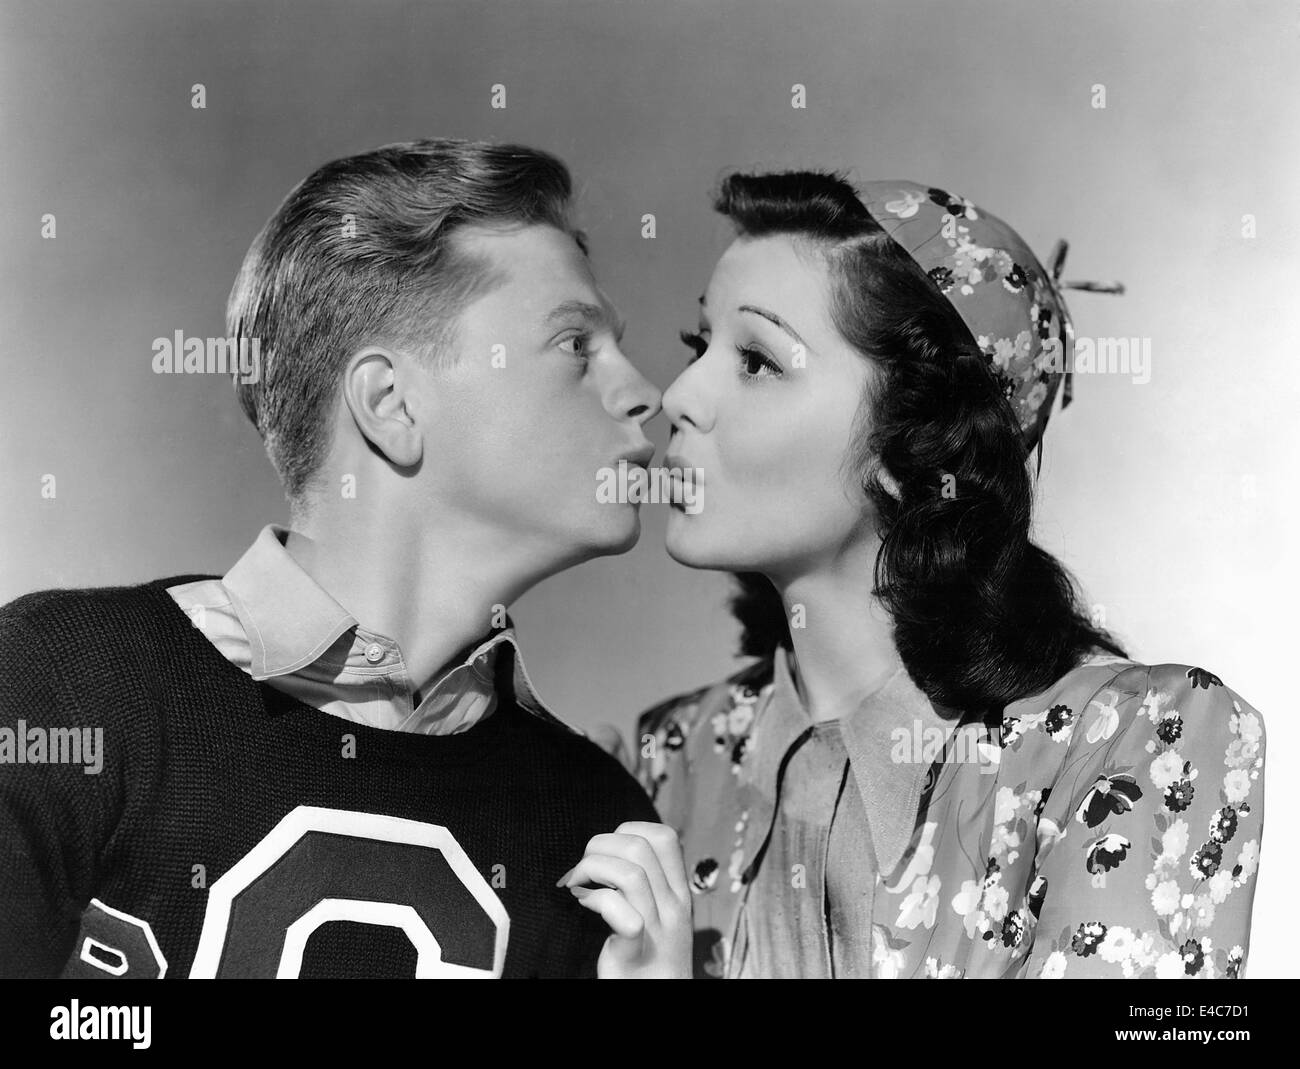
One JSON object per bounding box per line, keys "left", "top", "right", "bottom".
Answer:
{"left": 546, "top": 300, "right": 626, "bottom": 342}
{"left": 739, "top": 304, "right": 808, "bottom": 349}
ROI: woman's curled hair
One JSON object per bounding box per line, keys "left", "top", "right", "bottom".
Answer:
{"left": 716, "top": 171, "right": 1125, "bottom": 715}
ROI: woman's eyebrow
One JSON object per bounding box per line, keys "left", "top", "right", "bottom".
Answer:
{"left": 739, "top": 304, "right": 808, "bottom": 349}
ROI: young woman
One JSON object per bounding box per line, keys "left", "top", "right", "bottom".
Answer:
{"left": 637, "top": 173, "right": 1265, "bottom": 979}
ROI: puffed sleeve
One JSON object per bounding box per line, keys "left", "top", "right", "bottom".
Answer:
{"left": 1024, "top": 664, "right": 1265, "bottom": 978}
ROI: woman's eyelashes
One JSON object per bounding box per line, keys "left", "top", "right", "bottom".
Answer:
{"left": 680, "top": 328, "right": 708, "bottom": 363}
{"left": 737, "top": 343, "right": 782, "bottom": 380}
{"left": 679, "top": 328, "right": 783, "bottom": 381}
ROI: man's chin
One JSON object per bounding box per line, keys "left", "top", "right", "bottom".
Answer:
{"left": 587, "top": 508, "right": 642, "bottom": 556}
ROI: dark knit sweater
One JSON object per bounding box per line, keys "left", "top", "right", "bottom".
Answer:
{"left": 0, "top": 577, "right": 657, "bottom": 978}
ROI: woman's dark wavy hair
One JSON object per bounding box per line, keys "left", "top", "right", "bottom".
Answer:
{"left": 718, "top": 171, "right": 1125, "bottom": 715}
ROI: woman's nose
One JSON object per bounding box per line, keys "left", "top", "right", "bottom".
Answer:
{"left": 662, "top": 363, "right": 709, "bottom": 434}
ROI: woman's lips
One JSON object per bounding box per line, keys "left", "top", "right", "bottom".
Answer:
{"left": 663, "top": 454, "right": 702, "bottom": 513}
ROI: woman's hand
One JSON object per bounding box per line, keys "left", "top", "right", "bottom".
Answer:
{"left": 558, "top": 821, "right": 693, "bottom": 978}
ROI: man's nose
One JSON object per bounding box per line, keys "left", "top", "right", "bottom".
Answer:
{"left": 613, "top": 363, "right": 662, "bottom": 428}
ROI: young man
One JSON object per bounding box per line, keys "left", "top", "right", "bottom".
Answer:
{"left": 0, "top": 140, "right": 691, "bottom": 979}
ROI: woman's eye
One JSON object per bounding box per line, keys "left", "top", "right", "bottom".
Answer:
{"left": 679, "top": 329, "right": 708, "bottom": 364}
{"left": 737, "top": 346, "right": 780, "bottom": 379}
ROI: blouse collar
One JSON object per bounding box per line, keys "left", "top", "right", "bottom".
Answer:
{"left": 752, "top": 647, "right": 959, "bottom": 878}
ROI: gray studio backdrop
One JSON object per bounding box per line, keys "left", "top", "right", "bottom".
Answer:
{"left": 1, "top": 0, "right": 1296, "bottom": 975}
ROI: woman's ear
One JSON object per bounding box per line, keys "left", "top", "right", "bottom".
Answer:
{"left": 863, "top": 457, "right": 901, "bottom": 500}
{"left": 875, "top": 465, "right": 901, "bottom": 500}
{"left": 340, "top": 346, "right": 424, "bottom": 468}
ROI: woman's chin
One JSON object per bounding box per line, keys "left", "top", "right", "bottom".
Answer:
{"left": 665, "top": 515, "right": 732, "bottom": 571}
{"left": 664, "top": 513, "right": 703, "bottom": 566}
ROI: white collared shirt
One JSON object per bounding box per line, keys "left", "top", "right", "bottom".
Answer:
{"left": 167, "top": 525, "right": 554, "bottom": 735}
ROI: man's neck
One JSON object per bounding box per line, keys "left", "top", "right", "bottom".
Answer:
{"left": 283, "top": 505, "right": 555, "bottom": 692}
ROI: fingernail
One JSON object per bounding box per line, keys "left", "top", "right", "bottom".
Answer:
{"left": 555, "top": 868, "right": 574, "bottom": 887}
{"left": 569, "top": 885, "right": 597, "bottom": 900}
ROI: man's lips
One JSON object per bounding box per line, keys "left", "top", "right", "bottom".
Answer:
{"left": 616, "top": 443, "right": 655, "bottom": 469}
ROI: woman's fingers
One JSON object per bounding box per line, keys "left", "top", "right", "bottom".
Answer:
{"left": 582, "top": 831, "right": 675, "bottom": 910}
{"left": 571, "top": 887, "right": 644, "bottom": 942}
{"left": 614, "top": 821, "right": 689, "bottom": 903}
{"left": 561, "top": 824, "right": 694, "bottom": 977}
{"left": 562, "top": 853, "right": 659, "bottom": 928}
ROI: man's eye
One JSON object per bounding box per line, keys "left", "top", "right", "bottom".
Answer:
{"left": 558, "top": 333, "right": 591, "bottom": 359}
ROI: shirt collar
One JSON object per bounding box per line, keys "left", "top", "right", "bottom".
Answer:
{"left": 221, "top": 524, "right": 563, "bottom": 728}
{"left": 769, "top": 646, "right": 957, "bottom": 878}
{"left": 223, "top": 525, "right": 357, "bottom": 678}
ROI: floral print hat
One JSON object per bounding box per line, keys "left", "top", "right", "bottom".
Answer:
{"left": 856, "top": 180, "right": 1123, "bottom": 452}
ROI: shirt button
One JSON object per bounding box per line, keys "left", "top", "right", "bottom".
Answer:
{"left": 364, "top": 643, "right": 385, "bottom": 664}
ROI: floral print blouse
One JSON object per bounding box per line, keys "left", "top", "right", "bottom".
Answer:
{"left": 636, "top": 651, "right": 1265, "bottom": 978}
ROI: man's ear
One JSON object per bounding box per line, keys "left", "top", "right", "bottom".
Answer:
{"left": 340, "top": 346, "right": 424, "bottom": 468}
